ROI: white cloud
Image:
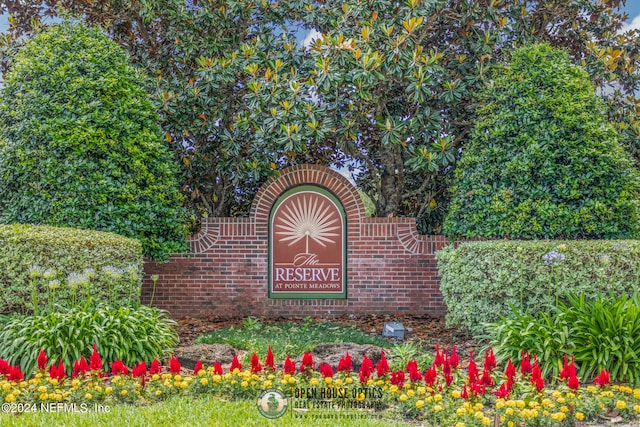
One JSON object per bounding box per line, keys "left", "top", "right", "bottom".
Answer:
{"left": 302, "top": 29, "right": 321, "bottom": 48}
{"left": 620, "top": 14, "right": 640, "bottom": 34}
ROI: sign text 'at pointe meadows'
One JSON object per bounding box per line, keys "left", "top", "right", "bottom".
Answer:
{"left": 142, "top": 164, "right": 449, "bottom": 318}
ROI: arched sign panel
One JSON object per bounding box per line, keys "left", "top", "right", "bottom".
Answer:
{"left": 269, "top": 185, "right": 347, "bottom": 299}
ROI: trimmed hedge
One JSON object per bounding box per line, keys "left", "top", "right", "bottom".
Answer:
{"left": 435, "top": 240, "right": 640, "bottom": 336}
{"left": 0, "top": 224, "right": 143, "bottom": 314}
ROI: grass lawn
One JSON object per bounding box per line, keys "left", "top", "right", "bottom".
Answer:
{"left": 0, "top": 396, "right": 412, "bottom": 427}
{"left": 196, "top": 317, "right": 391, "bottom": 361}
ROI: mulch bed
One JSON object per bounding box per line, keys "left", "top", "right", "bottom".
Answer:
{"left": 175, "top": 314, "right": 477, "bottom": 356}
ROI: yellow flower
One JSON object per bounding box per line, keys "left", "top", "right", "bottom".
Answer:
{"left": 152, "top": 374, "right": 160, "bottom": 381}
{"left": 454, "top": 423, "right": 465, "bottom": 427}
{"left": 263, "top": 380, "right": 272, "bottom": 389}
{"left": 433, "top": 394, "right": 443, "bottom": 402}
{"left": 241, "top": 381, "right": 249, "bottom": 388}
{"left": 507, "top": 422, "right": 514, "bottom": 427}
{"left": 560, "top": 405, "right": 569, "bottom": 413}
{"left": 213, "top": 375, "right": 221, "bottom": 383}
{"left": 456, "top": 407, "right": 467, "bottom": 416}
{"left": 324, "top": 377, "right": 332, "bottom": 385}
{"left": 417, "top": 386, "right": 426, "bottom": 395}
{"left": 105, "top": 387, "right": 113, "bottom": 394}
{"left": 287, "top": 377, "right": 296, "bottom": 385}
{"left": 616, "top": 400, "right": 627, "bottom": 410}
{"left": 174, "top": 374, "right": 182, "bottom": 382}
{"left": 550, "top": 412, "right": 566, "bottom": 422}
{"left": 180, "top": 382, "right": 188, "bottom": 389}
{"left": 37, "top": 385, "right": 47, "bottom": 393}
{"left": 415, "top": 400, "right": 424, "bottom": 409}
{"left": 451, "top": 390, "right": 461, "bottom": 398}
{"left": 120, "top": 390, "right": 128, "bottom": 396}
{"left": 200, "top": 378, "right": 209, "bottom": 386}
{"left": 633, "top": 404, "right": 640, "bottom": 413}
{"left": 309, "top": 378, "right": 319, "bottom": 386}
{"left": 197, "top": 370, "right": 206, "bottom": 377}
{"left": 495, "top": 399, "right": 505, "bottom": 409}
{"left": 474, "top": 403, "right": 483, "bottom": 411}
{"left": 482, "top": 417, "right": 491, "bottom": 426}
{"left": 155, "top": 390, "right": 161, "bottom": 396}
{"left": 345, "top": 377, "right": 353, "bottom": 384}
{"left": 94, "top": 386, "right": 102, "bottom": 393}
{"left": 39, "top": 393, "right": 48, "bottom": 400}
{"left": 434, "top": 405, "right": 443, "bottom": 412}
{"left": 516, "top": 400, "right": 525, "bottom": 408}
{"left": 334, "top": 379, "right": 343, "bottom": 386}
{"left": 407, "top": 389, "right": 416, "bottom": 397}
{"left": 474, "top": 411, "right": 484, "bottom": 419}
{"left": 85, "top": 393, "right": 93, "bottom": 400}
{"left": 4, "top": 394, "right": 15, "bottom": 403}
{"left": 587, "top": 385, "right": 597, "bottom": 393}
{"left": 398, "top": 394, "right": 408, "bottom": 402}
{"left": 505, "top": 408, "right": 514, "bottom": 416}
{"left": 575, "top": 412, "right": 585, "bottom": 421}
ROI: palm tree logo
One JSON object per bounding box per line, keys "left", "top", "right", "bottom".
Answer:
{"left": 275, "top": 195, "right": 340, "bottom": 266}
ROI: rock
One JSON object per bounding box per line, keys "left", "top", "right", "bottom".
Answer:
{"left": 310, "top": 343, "right": 386, "bottom": 370}
{"left": 173, "top": 343, "right": 238, "bottom": 370}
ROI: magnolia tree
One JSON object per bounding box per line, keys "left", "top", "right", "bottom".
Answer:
{"left": 2, "top": 1, "right": 639, "bottom": 232}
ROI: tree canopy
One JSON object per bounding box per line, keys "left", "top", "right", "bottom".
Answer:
{"left": 0, "top": 21, "right": 189, "bottom": 260}
{"left": 2, "top": 1, "right": 639, "bottom": 233}
{"left": 443, "top": 43, "right": 640, "bottom": 239}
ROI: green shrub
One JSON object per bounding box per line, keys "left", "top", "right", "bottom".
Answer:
{"left": 0, "top": 306, "right": 178, "bottom": 376}
{"left": 488, "top": 292, "right": 640, "bottom": 384}
{"left": 436, "top": 240, "right": 640, "bottom": 336}
{"left": 0, "top": 224, "right": 143, "bottom": 315}
{"left": 443, "top": 43, "right": 640, "bottom": 239}
{"left": 0, "top": 21, "right": 189, "bottom": 260}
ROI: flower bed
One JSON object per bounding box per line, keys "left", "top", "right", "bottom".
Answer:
{"left": 1, "top": 345, "right": 640, "bottom": 426}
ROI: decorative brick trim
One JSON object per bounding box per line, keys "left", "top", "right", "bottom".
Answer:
{"left": 188, "top": 219, "right": 220, "bottom": 254}
{"left": 251, "top": 165, "right": 365, "bottom": 226}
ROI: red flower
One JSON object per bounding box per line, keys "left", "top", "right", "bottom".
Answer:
{"left": 493, "top": 382, "right": 510, "bottom": 399}
{"left": 461, "top": 384, "right": 469, "bottom": 399}
{"left": 484, "top": 348, "right": 496, "bottom": 371}
{"left": 0, "top": 359, "right": 9, "bottom": 375}
{"left": 434, "top": 345, "right": 444, "bottom": 368}
{"left": 568, "top": 373, "right": 580, "bottom": 390}
{"left": 283, "top": 356, "right": 296, "bottom": 375}
{"left": 535, "top": 377, "right": 545, "bottom": 392}
{"left": 8, "top": 365, "right": 23, "bottom": 382}
{"left": 72, "top": 357, "right": 89, "bottom": 378}
{"left": 480, "top": 368, "right": 494, "bottom": 387}
{"left": 193, "top": 360, "right": 203, "bottom": 375}
{"left": 49, "top": 359, "right": 65, "bottom": 381}
{"left": 250, "top": 352, "right": 262, "bottom": 373}
{"left": 111, "top": 360, "right": 129, "bottom": 376}
{"left": 359, "top": 354, "right": 374, "bottom": 384}
{"left": 264, "top": 346, "right": 275, "bottom": 372}
{"left": 230, "top": 355, "right": 242, "bottom": 372}
{"left": 467, "top": 351, "right": 479, "bottom": 384}
{"left": 132, "top": 361, "right": 147, "bottom": 378}
{"left": 319, "top": 363, "right": 334, "bottom": 378}
{"left": 390, "top": 370, "right": 405, "bottom": 388}
{"left": 37, "top": 349, "right": 47, "bottom": 370}
{"left": 169, "top": 355, "right": 181, "bottom": 374}
{"left": 530, "top": 358, "right": 542, "bottom": 384}
{"left": 337, "top": 352, "right": 353, "bottom": 373}
{"left": 449, "top": 345, "right": 459, "bottom": 370}
{"left": 212, "top": 360, "right": 223, "bottom": 375}
{"left": 444, "top": 372, "right": 453, "bottom": 386}
{"left": 407, "top": 360, "right": 422, "bottom": 382}
{"left": 149, "top": 358, "right": 162, "bottom": 375}
{"left": 89, "top": 343, "right": 103, "bottom": 372}
{"left": 300, "top": 352, "right": 315, "bottom": 373}
{"left": 520, "top": 351, "right": 532, "bottom": 375}
{"left": 424, "top": 366, "right": 437, "bottom": 387}
{"left": 594, "top": 369, "right": 611, "bottom": 388}
{"left": 376, "top": 351, "right": 389, "bottom": 377}
{"left": 505, "top": 358, "right": 516, "bottom": 380}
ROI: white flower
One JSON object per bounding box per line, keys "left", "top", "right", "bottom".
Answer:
{"left": 543, "top": 251, "right": 565, "bottom": 265}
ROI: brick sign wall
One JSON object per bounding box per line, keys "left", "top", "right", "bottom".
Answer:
{"left": 142, "top": 165, "right": 449, "bottom": 318}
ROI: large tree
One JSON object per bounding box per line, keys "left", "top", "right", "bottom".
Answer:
{"left": 3, "top": 1, "right": 639, "bottom": 232}
{"left": 0, "top": 21, "right": 189, "bottom": 260}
